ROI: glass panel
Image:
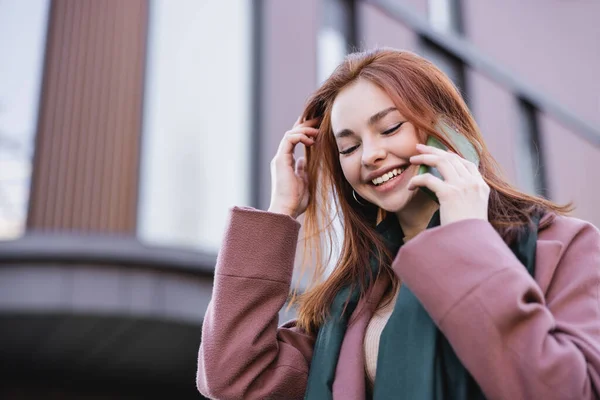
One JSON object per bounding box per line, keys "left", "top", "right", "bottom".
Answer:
{"left": 317, "top": 0, "right": 352, "bottom": 276}
{"left": 428, "top": 0, "right": 452, "bottom": 31}
{"left": 318, "top": 0, "right": 351, "bottom": 83}
{"left": 318, "top": 28, "right": 347, "bottom": 84}
{"left": 428, "top": 0, "right": 461, "bottom": 33}
{"left": 137, "top": 0, "right": 252, "bottom": 252}
{"left": 515, "top": 100, "right": 546, "bottom": 196}
{"left": 0, "top": 0, "right": 50, "bottom": 240}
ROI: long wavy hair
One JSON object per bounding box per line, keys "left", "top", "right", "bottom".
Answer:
{"left": 292, "top": 48, "right": 571, "bottom": 334}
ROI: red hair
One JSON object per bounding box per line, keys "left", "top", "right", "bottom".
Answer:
{"left": 291, "top": 48, "right": 571, "bottom": 334}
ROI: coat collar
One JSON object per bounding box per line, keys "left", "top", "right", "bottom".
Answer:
{"left": 331, "top": 213, "right": 563, "bottom": 400}
{"left": 333, "top": 274, "right": 390, "bottom": 400}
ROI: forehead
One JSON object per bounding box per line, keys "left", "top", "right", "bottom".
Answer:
{"left": 330, "top": 79, "right": 396, "bottom": 132}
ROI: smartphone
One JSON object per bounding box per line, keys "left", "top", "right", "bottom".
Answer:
{"left": 417, "top": 121, "right": 480, "bottom": 203}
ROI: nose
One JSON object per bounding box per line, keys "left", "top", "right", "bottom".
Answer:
{"left": 361, "top": 138, "right": 387, "bottom": 167}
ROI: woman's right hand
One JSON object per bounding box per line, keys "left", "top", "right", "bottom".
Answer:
{"left": 268, "top": 117, "right": 320, "bottom": 218}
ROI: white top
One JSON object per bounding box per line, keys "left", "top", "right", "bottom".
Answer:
{"left": 364, "top": 286, "right": 400, "bottom": 386}
{"left": 364, "top": 232, "right": 416, "bottom": 386}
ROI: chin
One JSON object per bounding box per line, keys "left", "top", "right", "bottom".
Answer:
{"left": 371, "top": 189, "right": 416, "bottom": 214}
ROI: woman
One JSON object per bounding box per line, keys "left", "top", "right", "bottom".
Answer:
{"left": 196, "top": 49, "right": 600, "bottom": 399}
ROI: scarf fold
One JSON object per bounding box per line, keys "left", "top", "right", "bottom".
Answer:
{"left": 305, "top": 212, "right": 540, "bottom": 400}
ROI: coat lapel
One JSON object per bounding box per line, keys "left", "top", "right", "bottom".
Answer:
{"left": 329, "top": 214, "right": 561, "bottom": 400}
{"left": 534, "top": 239, "right": 563, "bottom": 294}
{"left": 333, "top": 275, "right": 390, "bottom": 400}
{"left": 534, "top": 214, "right": 564, "bottom": 294}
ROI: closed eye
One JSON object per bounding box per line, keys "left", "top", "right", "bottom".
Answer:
{"left": 382, "top": 122, "right": 405, "bottom": 135}
{"left": 339, "top": 121, "right": 405, "bottom": 155}
{"left": 339, "top": 145, "right": 358, "bottom": 155}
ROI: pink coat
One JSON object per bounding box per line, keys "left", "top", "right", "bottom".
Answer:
{"left": 197, "top": 207, "right": 600, "bottom": 400}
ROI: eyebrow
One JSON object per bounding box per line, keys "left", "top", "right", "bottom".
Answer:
{"left": 334, "top": 107, "right": 399, "bottom": 139}
{"left": 368, "top": 106, "right": 398, "bottom": 126}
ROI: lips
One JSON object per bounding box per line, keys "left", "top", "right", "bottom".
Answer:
{"left": 364, "top": 164, "right": 416, "bottom": 196}
{"left": 370, "top": 166, "right": 406, "bottom": 186}
{"left": 366, "top": 164, "right": 410, "bottom": 185}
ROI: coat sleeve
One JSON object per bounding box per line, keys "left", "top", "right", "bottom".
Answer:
{"left": 394, "top": 216, "right": 600, "bottom": 400}
{"left": 197, "top": 207, "right": 314, "bottom": 400}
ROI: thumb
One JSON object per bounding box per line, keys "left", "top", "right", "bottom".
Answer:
{"left": 295, "top": 157, "right": 306, "bottom": 175}
{"left": 295, "top": 157, "right": 309, "bottom": 185}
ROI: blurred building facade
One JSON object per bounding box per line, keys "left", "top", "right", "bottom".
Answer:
{"left": 0, "top": 0, "right": 598, "bottom": 398}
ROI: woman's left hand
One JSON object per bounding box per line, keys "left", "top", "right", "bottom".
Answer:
{"left": 408, "top": 143, "right": 490, "bottom": 226}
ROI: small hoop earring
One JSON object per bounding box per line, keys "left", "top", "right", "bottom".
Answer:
{"left": 352, "top": 190, "right": 366, "bottom": 206}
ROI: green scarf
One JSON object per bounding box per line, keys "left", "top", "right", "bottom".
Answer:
{"left": 304, "top": 211, "right": 540, "bottom": 399}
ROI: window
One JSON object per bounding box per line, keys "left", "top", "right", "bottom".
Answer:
{"left": 424, "top": 0, "right": 466, "bottom": 97}
{"left": 317, "top": 0, "right": 357, "bottom": 276}
{"left": 318, "top": 0, "right": 354, "bottom": 83}
{"left": 428, "top": 0, "right": 462, "bottom": 33}
{"left": 515, "top": 99, "right": 547, "bottom": 196}
{"left": 0, "top": 0, "right": 50, "bottom": 240}
{"left": 137, "top": 0, "right": 252, "bottom": 252}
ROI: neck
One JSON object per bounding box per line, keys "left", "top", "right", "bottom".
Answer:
{"left": 395, "top": 190, "right": 439, "bottom": 240}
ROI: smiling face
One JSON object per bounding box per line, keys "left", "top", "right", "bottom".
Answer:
{"left": 331, "top": 79, "right": 424, "bottom": 213}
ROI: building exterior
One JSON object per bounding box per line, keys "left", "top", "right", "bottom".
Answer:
{"left": 0, "top": 0, "right": 598, "bottom": 398}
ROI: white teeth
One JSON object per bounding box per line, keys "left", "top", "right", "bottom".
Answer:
{"left": 371, "top": 167, "right": 406, "bottom": 186}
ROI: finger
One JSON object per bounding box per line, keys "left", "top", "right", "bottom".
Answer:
{"left": 286, "top": 126, "right": 319, "bottom": 137}
{"left": 415, "top": 143, "right": 471, "bottom": 180}
{"left": 295, "top": 157, "right": 306, "bottom": 175}
{"left": 458, "top": 157, "right": 481, "bottom": 176}
{"left": 410, "top": 153, "right": 460, "bottom": 182}
{"left": 277, "top": 133, "right": 315, "bottom": 156}
{"left": 418, "top": 144, "right": 471, "bottom": 171}
{"left": 416, "top": 143, "right": 450, "bottom": 156}
{"left": 295, "top": 157, "right": 309, "bottom": 184}
{"left": 407, "top": 173, "right": 446, "bottom": 193}
{"left": 445, "top": 152, "right": 471, "bottom": 177}
{"left": 293, "top": 115, "right": 303, "bottom": 127}
{"left": 294, "top": 117, "right": 320, "bottom": 129}
{"left": 300, "top": 118, "right": 320, "bottom": 128}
